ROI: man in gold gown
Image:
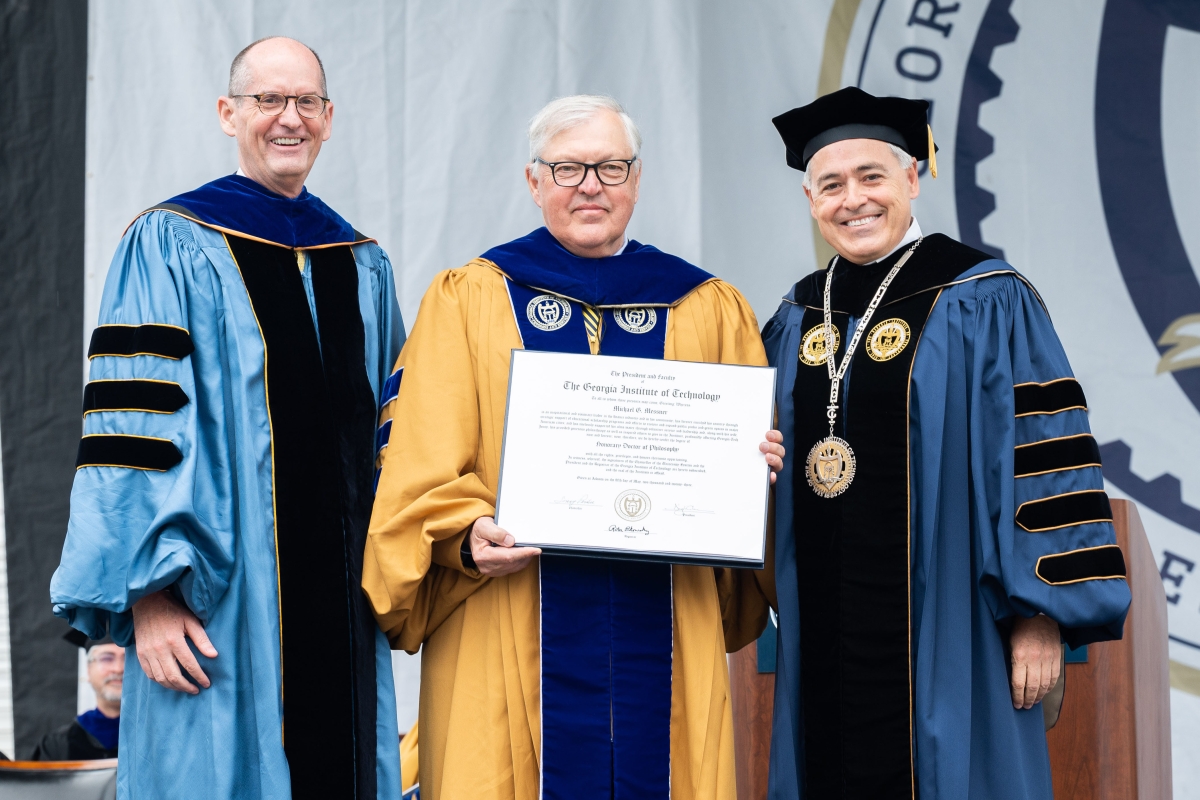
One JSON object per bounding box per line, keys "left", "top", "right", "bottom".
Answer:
{"left": 364, "top": 95, "right": 782, "bottom": 800}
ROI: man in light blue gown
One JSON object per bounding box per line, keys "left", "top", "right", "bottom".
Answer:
{"left": 762, "top": 87, "right": 1132, "bottom": 799}
{"left": 51, "top": 37, "right": 404, "bottom": 799}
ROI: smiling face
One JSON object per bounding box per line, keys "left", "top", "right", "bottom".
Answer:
{"left": 804, "top": 138, "right": 919, "bottom": 264}
{"left": 217, "top": 38, "right": 333, "bottom": 198}
{"left": 525, "top": 109, "right": 640, "bottom": 259}
{"left": 86, "top": 643, "right": 124, "bottom": 716}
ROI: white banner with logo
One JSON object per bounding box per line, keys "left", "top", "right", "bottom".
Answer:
{"left": 85, "top": 0, "right": 1200, "bottom": 792}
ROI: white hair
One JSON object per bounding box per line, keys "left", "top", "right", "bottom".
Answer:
{"left": 528, "top": 95, "right": 642, "bottom": 172}
{"left": 802, "top": 142, "right": 914, "bottom": 192}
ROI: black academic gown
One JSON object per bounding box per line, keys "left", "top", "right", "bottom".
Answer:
{"left": 32, "top": 721, "right": 117, "bottom": 761}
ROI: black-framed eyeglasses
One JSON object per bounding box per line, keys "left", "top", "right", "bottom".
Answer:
{"left": 535, "top": 158, "right": 637, "bottom": 187}
{"left": 232, "top": 93, "right": 330, "bottom": 119}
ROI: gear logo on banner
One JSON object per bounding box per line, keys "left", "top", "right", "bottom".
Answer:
{"left": 820, "top": 0, "right": 1200, "bottom": 673}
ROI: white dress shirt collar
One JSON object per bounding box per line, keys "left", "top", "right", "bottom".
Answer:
{"left": 866, "top": 217, "right": 922, "bottom": 264}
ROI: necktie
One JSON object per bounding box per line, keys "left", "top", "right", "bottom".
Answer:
{"left": 583, "top": 306, "right": 603, "bottom": 355}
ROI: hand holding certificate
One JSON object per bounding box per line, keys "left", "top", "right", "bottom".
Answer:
{"left": 494, "top": 350, "right": 777, "bottom": 568}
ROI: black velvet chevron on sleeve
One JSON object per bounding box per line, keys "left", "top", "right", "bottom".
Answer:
{"left": 88, "top": 324, "right": 194, "bottom": 360}
{"left": 1036, "top": 545, "right": 1127, "bottom": 585}
{"left": 1014, "top": 434, "right": 1102, "bottom": 478}
{"left": 1014, "top": 378, "right": 1087, "bottom": 417}
{"left": 1016, "top": 490, "right": 1113, "bottom": 532}
{"left": 75, "top": 434, "right": 182, "bottom": 471}
{"left": 82, "top": 380, "right": 188, "bottom": 415}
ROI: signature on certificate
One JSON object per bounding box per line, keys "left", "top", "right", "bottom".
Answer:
{"left": 609, "top": 525, "right": 652, "bottom": 537}
{"left": 673, "top": 504, "right": 715, "bottom": 517}
{"left": 551, "top": 495, "right": 597, "bottom": 510}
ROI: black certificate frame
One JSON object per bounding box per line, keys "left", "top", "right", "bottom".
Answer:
{"left": 494, "top": 349, "right": 776, "bottom": 569}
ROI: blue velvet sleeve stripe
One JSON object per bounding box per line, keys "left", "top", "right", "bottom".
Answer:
{"left": 375, "top": 419, "right": 393, "bottom": 455}
{"left": 381, "top": 368, "right": 402, "bottom": 407}
{"left": 373, "top": 367, "right": 402, "bottom": 495}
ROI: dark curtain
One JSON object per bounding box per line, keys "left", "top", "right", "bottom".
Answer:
{"left": 0, "top": 0, "right": 88, "bottom": 758}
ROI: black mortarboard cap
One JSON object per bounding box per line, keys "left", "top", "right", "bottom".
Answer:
{"left": 64, "top": 627, "right": 114, "bottom": 650}
{"left": 772, "top": 86, "right": 938, "bottom": 176}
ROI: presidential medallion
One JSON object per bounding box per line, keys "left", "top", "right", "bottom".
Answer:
{"left": 805, "top": 436, "right": 856, "bottom": 498}
{"left": 866, "top": 318, "right": 911, "bottom": 362}
{"left": 799, "top": 324, "right": 841, "bottom": 367}
{"left": 614, "top": 489, "right": 651, "bottom": 521}
{"left": 612, "top": 307, "right": 657, "bottom": 334}
{"left": 807, "top": 239, "right": 921, "bottom": 499}
{"left": 527, "top": 294, "right": 572, "bottom": 332}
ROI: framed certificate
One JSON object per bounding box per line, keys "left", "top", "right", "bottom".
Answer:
{"left": 495, "top": 350, "right": 776, "bottom": 568}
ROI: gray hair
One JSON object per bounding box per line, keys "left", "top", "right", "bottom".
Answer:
{"left": 229, "top": 36, "right": 327, "bottom": 97}
{"left": 528, "top": 95, "right": 642, "bottom": 172}
{"left": 802, "top": 143, "right": 914, "bottom": 193}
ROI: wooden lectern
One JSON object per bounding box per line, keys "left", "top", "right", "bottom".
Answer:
{"left": 729, "top": 498, "right": 1172, "bottom": 800}
{"left": 1045, "top": 499, "right": 1172, "bottom": 799}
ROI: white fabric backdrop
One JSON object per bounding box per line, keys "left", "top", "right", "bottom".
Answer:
{"left": 82, "top": 1, "right": 1200, "bottom": 793}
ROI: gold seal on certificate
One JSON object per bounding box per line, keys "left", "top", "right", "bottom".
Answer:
{"left": 494, "top": 350, "right": 776, "bottom": 567}
{"left": 614, "top": 489, "right": 652, "bottom": 521}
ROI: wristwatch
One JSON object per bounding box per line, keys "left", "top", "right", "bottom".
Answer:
{"left": 460, "top": 535, "right": 477, "bottom": 571}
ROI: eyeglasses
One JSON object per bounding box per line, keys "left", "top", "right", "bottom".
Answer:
{"left": 232, "top": 93, "right": 330, "bottom": 119}
{"left": 88, "top": 652, "right": 125, "bottom": 667}
{"left": 535, "top": 158, "right": 637, "bottom": 187}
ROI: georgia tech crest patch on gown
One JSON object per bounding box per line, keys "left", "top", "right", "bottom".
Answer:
{"left": 527, "top": 294, "right": 572, "bottom": 331}
{"left": 866, "top": 318, "right": 911, "bottom": 362}
{"left": 614, "top": 488, "right": 651, "bottom": 521}
{"left": 805, "top": 436, "right": 856, "bottom": 498}
{"left": 799, "top": 324, "right": 841, "bottom": 366}
{"left": 613, "top": 307, "right": 658, "bottom": 334}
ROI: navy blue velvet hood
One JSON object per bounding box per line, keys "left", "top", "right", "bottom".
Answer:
{"left": 481, "top": 227, "right": 713, "bottom": 307}
{"left": 151, "top": 174, "right": 363, "bottom": 248}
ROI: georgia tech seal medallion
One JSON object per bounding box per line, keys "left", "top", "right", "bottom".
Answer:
{"left": 805, "top": 436, "right": 856, "bottom": 498}
{"left": 527, "top": 294, "right": 571, "bottom": 332}
{"left": 614, "top": 489, "right": 651, "bottom": 521}
{"left": 866, "top": 318, "right": 911, "bottom": 362}
{"left": 799, "top": 324, "right": 841, "bottom": 366}
{"left": 613, "top": 307, "right": 657, "bottom": 334}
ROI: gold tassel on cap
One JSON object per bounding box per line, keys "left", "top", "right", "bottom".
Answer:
{"left": 927, "top": 124, "right": 938, "bottom": 179}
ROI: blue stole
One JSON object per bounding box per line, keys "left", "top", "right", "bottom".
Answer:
{"left": 487, "top": 229, "right": 713, "bottom": 799}
{"left": 149, "top": 174, "right": 366, "bottom": 248}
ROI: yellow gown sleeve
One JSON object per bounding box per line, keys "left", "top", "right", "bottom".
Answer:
{"left": 363, "top": 267, "right": 494, "bottom": 651}
{"left": 666, "top": 279, "right": 774, "bottom": 653}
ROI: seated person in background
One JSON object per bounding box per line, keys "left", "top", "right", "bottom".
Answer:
{"left": 33, "top": 635, "right": 122, "bottom": 760}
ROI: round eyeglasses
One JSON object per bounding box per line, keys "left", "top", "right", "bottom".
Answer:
{"left": 88, "top": 652, "right": 125, "bottom": 667}
{"left": 232, "top": 93, "right": 330, "bottom": 119}
{"left": 535, "top": 158, "right": 637, "bottom": 187}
